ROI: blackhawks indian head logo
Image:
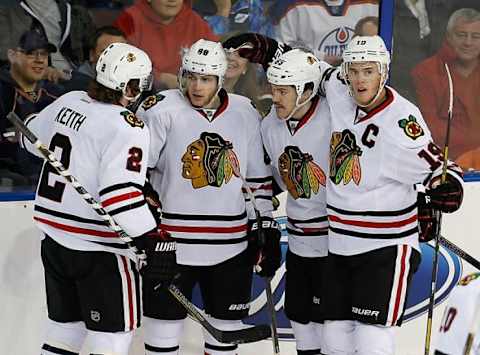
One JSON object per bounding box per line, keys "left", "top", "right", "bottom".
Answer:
{"left": 329, "top": 129, "right": 362, "bottom": 185}
{"left": 278, "top": 146, "right": 326, "bottom": 200}
{"left": 181, "top": 132, "right": 240, "bottom": 189}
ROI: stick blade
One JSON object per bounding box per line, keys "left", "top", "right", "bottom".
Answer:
{"left": 216, "top": 324, "right": 272, "bottom": 344}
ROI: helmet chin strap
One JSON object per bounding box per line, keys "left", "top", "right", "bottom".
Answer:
{"left": 281, "top": 90, "right": 315, "bottom": 121}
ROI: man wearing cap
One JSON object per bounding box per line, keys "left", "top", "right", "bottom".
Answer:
{"left": 0, "top": 29, "right": 64, "bottom": 186}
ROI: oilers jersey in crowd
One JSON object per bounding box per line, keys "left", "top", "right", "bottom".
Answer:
{"left": 261, "top": 95, "right": 331, "bottom": 257}
{"left": 21, "top": 91, "right": 156, "bottom": 260}
{"left": 274, "top": 0, "right": 378, "bottom": 60}
{"left": 137, "top": 89, "right": 273, "bottom": 266}
{"left": 435, "top": 273, "right": 480, "bottom": 355}
{"left": 320, "top": 68, "right": 463, "bottom": 256}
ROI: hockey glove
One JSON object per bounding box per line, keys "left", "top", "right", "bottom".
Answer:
{"left": 133, "top": 229, "right": 179, "bottom": 285}
{"left": 248, "top": 217, "right": 282, "bottom": 278}
{"left": 426, "top": 175, "right": 463, "bottom": 213}
{"left": 222, "top": 33, "right": 290, "bottom": 71}
{"left": 417, "top": 202, "right": 437, "bottom": 243}
{"left": 143, "top": 180, "right": 162, "bottom": 224}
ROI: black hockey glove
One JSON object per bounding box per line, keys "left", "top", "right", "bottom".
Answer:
{"left": 417, "top": 202, "right": 437, "bottom": 243}
{"left": 426, "top": 176, "right": 463, "bottom": 213}
{"left": 143, "top": 180, "right": 162, "bottom": 224}
{"left": 222, "top": 33, "right": 290, "bottom": 71}
{"left": 248, "top": 217, "right": 282, "bottom": 278}
{"left": 133, "top": 229, "right": 179, "bottom": 285}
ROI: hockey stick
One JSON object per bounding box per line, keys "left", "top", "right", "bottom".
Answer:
{"left": 439, "top": 236, "right": 480, "bottom": 271}
{"left": 236, "top": 172, "right": 281, "bottom": 354}
{"left": 463, "top": 293, "right": 480, "bottom": 355}
{"left": 424, "top": 63, "right": 454, "bottom": 355}
{"left": 7, "top": 111, "right": 271, "bottom": 345}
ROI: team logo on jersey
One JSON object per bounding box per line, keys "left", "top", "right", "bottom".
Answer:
{"left": 329, "top": 130, "right": 362, "bottom": 185}
{"left": 126, "top": 52, "right": 136, "bottom": 62}
{"left": 181, "top": 132, "right": 240, "bottom": 189}
{"left": 317, "top": 26, "right": 354, "bottom": 59}
{"left": 121, "top": 111, "right": 144, "bottom": 128}
{"left": 398, "top": 115, "right": 424, "bottom": 140}
{"left": 459, "top": 272, "right": 480, "bottom": 286}
{"left": 142, "top": 93, "right": 165, "bottom": 110}
{"left": 278, "top": 146, "right": 326, "bottom": 199}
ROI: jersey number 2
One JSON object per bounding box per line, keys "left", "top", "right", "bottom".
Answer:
{"left": 38, "top": 133, "right": 72, "bottom": 202}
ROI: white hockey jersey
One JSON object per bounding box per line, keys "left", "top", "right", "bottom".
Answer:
{"left": 321, "top": 68, "right": 463, "bottom": 256}
{"left": 274, "top": 0, "right": 379, "bottom": 60}
{"left": 137, "top": 90, "right": 273, "bottom": 266}
{"left": 22, "top": 91, "right": 156, "bottom": 261}
{"left": 435, "top": 273, "right": 480, "bottom": 355}
{"left": 261, "top": 95, "right": 330, "bottom": 258}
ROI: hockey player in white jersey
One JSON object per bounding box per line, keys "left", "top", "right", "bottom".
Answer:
{"left": 434, "top": 272, "right": 480, "bottom": 355}
{"left": 259, "top": 49, "right": 330, "bottom": 355}
{"left": 20, "top": 43, "right": 178, "bottom": 355}
{"left": 136, "top": 39, "right": 281, "bottom": 355}
{"left": 223, "top": 33, "right": 464, "bottom": 354}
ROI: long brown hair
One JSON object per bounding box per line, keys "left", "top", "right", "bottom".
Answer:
{"left": 87, "top": 80, "right": 122, "bottom": 104}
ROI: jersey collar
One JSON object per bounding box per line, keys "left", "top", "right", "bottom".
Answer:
{"left": 354, "top": 87, "right": 394, "bottom": 125}
{"left": 195, "top": 89, "right": 229, "bottom": 122}
{"left": 286, "top": 94, "right": 320, "bottom": 135}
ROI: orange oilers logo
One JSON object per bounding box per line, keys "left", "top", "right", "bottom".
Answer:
{"left": 398, "top": 115, "right": 424, "bottom": 140}
{"left": 278, "top": 146, "right": 326, "bottom": 199}
{"left": 181, "top": 132, "right": 240, "bottom": 189}
{"left": 329, "top": 130, "right": 362, "bottom": 185}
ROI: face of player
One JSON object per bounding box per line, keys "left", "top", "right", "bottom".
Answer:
{"left": 185, "top": 72, "right": 219, "bottom": 108}
{"left": 347, "top": 62, "right": 384, "bottom": 108}
{"left": 90, "top": 33, "right": 127, "bottom": 66}
{"left": 359, "top": 21, "right": 379, "bottom": 36}
{"left": 9, "top": 48, "right": 49, "bottom": 84}
{"left": 150, "top": 0, "right": 183, "bottom": 24}
{"left": 181, "top": 139, "right": 208, "bottom": 188}
{"left": 271, "top": 84, "right": 298, "bottom": 120}
{"left": 278, "top": 153, "right": 300, "bottom": 199}
{"left": 225, "top": 51, "right": 248, "bottom": 81}
{"left": 448, "top": 19, "right": 480, "bottom": 63}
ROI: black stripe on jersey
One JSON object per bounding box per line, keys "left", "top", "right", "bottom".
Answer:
{"left": 162, "top": 211, "right": 247, "bottom": 221}
{"left": 144, "top": 344, "right": 180, "bottom": 352}
{"left": 253, "top": 195, "right": 273, "bottom": 200}
{"left": 327, "top": 203, "right": 416, "bottom": 217}
{"left": 175, "top": 235, "right": 249, "bottom": 245}
{"left": 287, "top": 228, "right": 328, "bottom": 237}
{"left": 109, "top": 200, "right": 146, "bottom": 216}
{"left": 95, "top": 241, "right": 129, "bottom": 249}
{"left": 205, "top": 342, "right": 238, "bottom": 351}
{"left": 329, "top": 226, "right": 418, "bottom": 239}
{"left": 99, "top": 182, "right": 144, "bottom": 196}
{"left": 288, "top": 216, "right": 328, "bottom": 224}
{"left": 42, "top": 343, "right": 78, "bottom": 355}
{"left": 246, "top": 176, "right": 272, "bottom": 183}
{"left": 34, "top": 205, "right": 109, "bottom": 226}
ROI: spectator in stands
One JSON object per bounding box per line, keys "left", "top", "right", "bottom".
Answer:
{"left": 0, "top": 30, "right": 64, "bottom": 186}
{"left": 354, "top": 15, "right": 378, "bottom": 36}
{"left": 114, "top": 0, "right": 218, "bottom": 89}
{"left": 411, "top": 8, "right": 480, "bottom": 164}
{"left": 271, "top": 0, "right": 379, "bottom": 65}
{"left": 63, "top": 26, "right": 127, "bottom": 92}
{"left": 223, "top": 48, "right": 268, "bottom": 114}
{"left": 0, "top": 0, "right": 96, "bottom": 81}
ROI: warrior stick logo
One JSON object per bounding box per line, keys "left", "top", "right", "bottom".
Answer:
{"left": 278, "top": 146, "right": 326, "bottom": 199}
{"left": 329, "top": 129, "right": 362, "bottom": 185}
{"left": 181, "top": 132, "right": 240, "bottom": 189}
